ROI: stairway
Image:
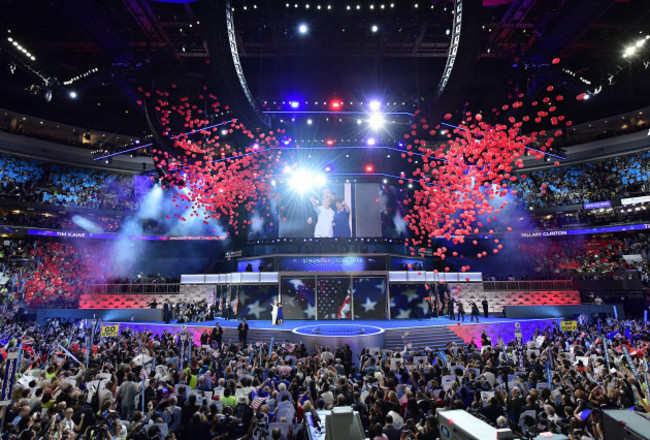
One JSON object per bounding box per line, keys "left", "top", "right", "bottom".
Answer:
{"left": 383, "top": 326, "right": 465, "bottom": 351}
{"left": 221, "top": 327, "right": 296, "bottom": 347}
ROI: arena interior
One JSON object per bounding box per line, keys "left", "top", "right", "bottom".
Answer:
{"left": 1, "top": 1, "right": 650, "bottom": 439}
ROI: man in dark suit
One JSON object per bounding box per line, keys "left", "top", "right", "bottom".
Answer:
{"left": 383, "top": 414, "right": 401, "bottom": 440}
{"left": 238, "top": 318, "right": 249, "bottom": 346}
{"left": 163, "top": 302, "right": 170, "bottom": 323}
{"left": 482, "top": 298, "right": 489, "bottom": 318}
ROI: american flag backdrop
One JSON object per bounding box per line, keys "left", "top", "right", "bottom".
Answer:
{"left": 281, "top": 277, "right": 316, "bottom": 319}
{"left": 238, "top": 285, "right": 279, "bottom": 320}
{"left": 316, "top": 277, "right": 351, "bottom": 319}
{"left": 389, "top": 283, "right": 430, "bottom": 319}
{"left": 352, "top": 277, "right": 387, "bottom": 319}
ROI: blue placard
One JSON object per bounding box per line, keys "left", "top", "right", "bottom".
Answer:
{"left": 583, "top": 201, "right": 611, "bottom": 210}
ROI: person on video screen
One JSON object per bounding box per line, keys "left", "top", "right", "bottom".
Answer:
{"left": 310, "top": 193, "right": 334, "bottom": 238}
{"left": 333, "top": 198, "right": 351, "bottom": 237}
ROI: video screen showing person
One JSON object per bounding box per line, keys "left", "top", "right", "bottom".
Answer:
{"left": 355, "top": 183, "right": 410, "bottom": 238}
{"left": 278, "top": 183, "right": 353, "bottom": 238}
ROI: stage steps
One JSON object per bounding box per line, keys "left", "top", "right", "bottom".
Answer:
{"left": 220, "top": 327, "right": 295, "bottom": 347}
{"left": 383, "top": 326, "right": 465, "bottom": 351}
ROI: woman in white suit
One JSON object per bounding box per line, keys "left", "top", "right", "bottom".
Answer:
{"left": 271, "top": 298, "right": 279, "bottom": 325}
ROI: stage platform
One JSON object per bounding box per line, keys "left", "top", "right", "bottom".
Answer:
{"left": 104, "top": 316, "right": 560, "bottom": 354}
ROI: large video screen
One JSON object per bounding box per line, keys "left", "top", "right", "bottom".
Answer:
{"left": 237, "top": 284, "right": 279, "bottom": 320}
{"left": 279, "top": 183, "right": 353, "bottom": 238}
{"left": 316, "top": 277, "right": 352, "bottom": 319}
{"left": 356, "top": 183, "right": 410, "bottom": 238}
{"left": 281, "top": 276, "right": 316, "bottom": 319}
{"left": 352, "top": 277, "right": 387, "bottom": 319}
{"left": 390, "top": 283, "right": 429, "bottom": 319}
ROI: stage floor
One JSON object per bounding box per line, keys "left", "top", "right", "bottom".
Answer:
{"left": 129, "top": 315, "right": 550, "bottom": 330}
{"left": 108, "top": 315, "right": 558, "bottom": 351}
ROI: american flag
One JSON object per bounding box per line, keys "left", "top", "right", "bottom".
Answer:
{"left": 218, "top": 295, "right": 223, "bottom": 312}
{"left": 251, "top": 396, "right": 266, "bottom": 410}
{"left": 233, "top": 292, "right": 239, "bottom": 316}
{"left": 316, "top": 278, "right": 351, "bottom": 319}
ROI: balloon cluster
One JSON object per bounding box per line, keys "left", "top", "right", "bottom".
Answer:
{"left": 146, "top": 86, "right": 283, "bottom": 234}
{"left": 145, "top": 83, "right": 573, "bottom": 264}
{"left": 404, "top": 90, "right": 572, "bottom": 274}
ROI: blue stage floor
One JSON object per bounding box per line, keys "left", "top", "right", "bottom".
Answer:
{"left": 136, "top": 315, "right": 544, "bottom": 331}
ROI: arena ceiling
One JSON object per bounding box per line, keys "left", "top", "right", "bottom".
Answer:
{"left": 0, "top": 0, "right": 649, "bottom": 138}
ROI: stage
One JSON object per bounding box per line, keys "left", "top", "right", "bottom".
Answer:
{"left": 102, "top": 315, "right": 561, "bottom": 354}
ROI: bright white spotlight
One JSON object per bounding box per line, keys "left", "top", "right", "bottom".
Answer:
{"left": 314, "top": 173, "right": 326, "bottom": 187}
{"left": 368, "top": 112, "right": 385, "bottom": 130}
{"left": 307, "top": 118, "right": 313, "bottom": 125}
{"left": 69, "top": 91, "right": 77, "bottom": 99}
{"left": 289, "top": 169, "right": 326, "bottom": 193}
{"left": 583, "top": 93, "right": 590, "bottom": 100}
{"left": 369, "top": 100, "right": 381, "bottom": 111}
{"left": 290, "top": 169, "right": 312, "bottom": 192}
{"left": 371, "top": 25, "right": 378, "bottom": 33}
{"left": 298, "top": 23, "right": 308, "bottom": 34}
{"left": 221, "top": 129, "right": 228, "bottom": 135}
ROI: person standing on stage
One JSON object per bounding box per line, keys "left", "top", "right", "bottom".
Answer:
{"left": 448, "top": 296, "right": 455, "bottom": 320}
{"left": 224, "top": 298, "right": 232, "bottom": 320}
{"left": 238, "top": 318, "right": 249, "bottom": 347}
{"left": 333, "top": 199, "right": 351, "bottom": 238}
{"left": 163, "top": 302, "right": 170, "bottom": 323}
{"left": 482, "top": 297, "right": 489, "bottom": 318}
{"left": 271, "top": 299, "right": 279, "bottom": 325}
{"left": 210, "top": 323, "right": 223, "bottom": 350}
{"left": 426, "top": 290, "right": 436, "bottom": 319}
{"left": 310, "top": 195, "right": 334, "bottom": 238}
{"left": 471, "top": 302, "right": 480, "bottom": 322}
{"left": 457, "top": 301, "right": 465, "bottom": 322}
{"left": 277, "top": 301, "right": 283, "bottom": 325}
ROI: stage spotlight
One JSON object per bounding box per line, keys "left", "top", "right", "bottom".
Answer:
{"left": 330, "top": 100, "right": 342, "bottom": 110}
{"left": 369, "top": 100, "right": 381, "bottom": 111}
{"left": 221, "top": 129, "right": 228, "bottom": 135}
{"left": 289, "top": 101, "right": 300, "bottom": 109}
{"left": 324, "top": 165, "right": 332, "bottom": 172}
{"left": 365, "top": 164, "right": 374, "bottom": 172}
{"left": 298, "top": 23, "right": 308, "bottom": 34}
{"left": 69, "top": 91, "right": 77, "bottom": 99}
{"left": 307, "top": 119, "right": 313, "bottom": 125}
{"left": 283, "top": 165, "right": 293, "bottom": 174}
{"left": 44, "top": 89, "right": 52, "bottom": 102}
{"left": 289, "top": 169, "right": 326, "bottom": 193}
{"left": 366, "top": 137, "right": 376, "bottom": 146}
{"left": 314, "top": 173, "right": 327, "bottom": 187}
{"left": 371, "top": 25, "right": 379, "bottom": 33}
{"left": 326, "top": 139, "right": 334, "bottom": 146}
{"left": 368, "top": 112, "right": 385, "bottom": 130}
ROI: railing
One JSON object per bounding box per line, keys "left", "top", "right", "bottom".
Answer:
{"left": 482, "top": 280, "right": 574, "bottom": 291}
{"left": 88, "top": 283, "right": 181, "bottom": 295}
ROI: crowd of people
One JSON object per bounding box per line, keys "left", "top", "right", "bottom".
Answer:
{"left": 517, "top": 233, "right": 650, "bottom": 280}
{"left": 0, "top": 154, "right": 142, "bottom": 211}
{"left": 515, "top": 150, "right": 650, "bottom": 210}
{"left": 0, "top": 312, "right": 647, "bottom": 440}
